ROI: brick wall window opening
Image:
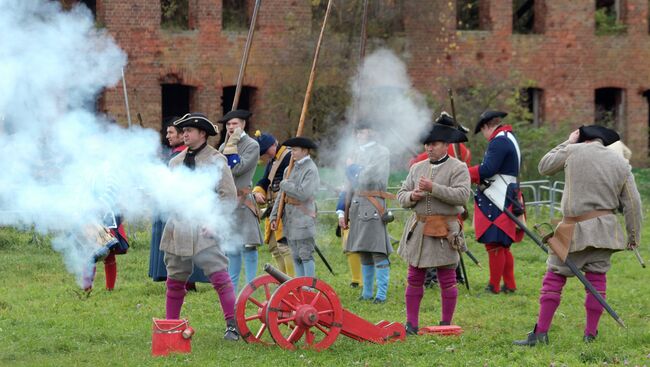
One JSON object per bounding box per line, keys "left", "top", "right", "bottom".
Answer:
{"left": 595, "top": 0, "right": 627, "bottom": 35}
{"left": 513, "top": 0, "right": 545, "bottom": 34}
{"left": 78, "top": 0, "right": 96, "bottom": 19}
{"left": 520, "top": 87, "right": 544, "bottom": 126}
{"left": 162, "top": 84, "right": 196, "bottom": 131}
{"left": 222, "top": 0, "right": 252, "bottom": 32}
{"left": 161, "top": 0, "right": 190, "bottom": 31}
{"left": 595, "top": 87, "right": 625, "bottom": 134}
{"left": 457, "top": 0, "right": 491, "bottom": 31}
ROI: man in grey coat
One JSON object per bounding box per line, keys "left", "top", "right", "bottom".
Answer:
{"left": 397, "top": 120, "right": 471, "bottom": 334}
{"left": 219, "top": 109, "right": 263, "bottom": 292}
{"left": 160, "top": 113, "right": 240, "bottom": 341}
{"left": 342, "top": 122, "right": 393, "bottom": 303}
{"left": 514, "top": 125, "right": 642, "bottom": 346}
{"left": 270, "top": 137, "right": 320, "bottom": 277}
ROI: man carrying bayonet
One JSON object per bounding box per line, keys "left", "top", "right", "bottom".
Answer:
{"left": 514, "top": 125, "right": 642, "bottom": 346}
{"left": 252, "top": 131, "right": 295, "bottom": 277}
{"left": 469, "top": 110, "right": 523, "bottom": 294}
{"left": 341, "top": 121, "right": 394, "bottom": 304}
{"left": 397, "top": 120, "right": 471, "bottom": 334}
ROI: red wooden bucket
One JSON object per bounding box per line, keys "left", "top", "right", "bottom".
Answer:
{"left": 152, "top": 318, "right": 192, "bottom": 356}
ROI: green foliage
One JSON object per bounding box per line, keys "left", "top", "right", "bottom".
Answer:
{"left": 311, "top": 0, "right": 405, "bottom": 39}
{"left": 161, "top": 0, "right": 189, "bottom": 31}
{"left": 222, "top": 0, "right": 250, "bottom": 32}
{"left": 595, "top": 7, "right": 627, "bottom": 36}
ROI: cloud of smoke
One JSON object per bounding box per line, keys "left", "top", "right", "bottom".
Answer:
{"left": 321, "top": 49, "right": 432, "bottom": 174}
{"left": 0, "top": 0, "right": 237, "bottom": 287}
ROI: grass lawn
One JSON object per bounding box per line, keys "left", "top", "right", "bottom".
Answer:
{"left": 1, "top": 178, "right": 650, "bottom": 366}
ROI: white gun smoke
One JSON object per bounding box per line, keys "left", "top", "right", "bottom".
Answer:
{"left": 0, "top": 0, "right": 238, "bottom": 287}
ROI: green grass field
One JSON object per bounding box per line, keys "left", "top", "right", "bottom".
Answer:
{"left": 1, "top": 180, "right": 650, "bottom": 366}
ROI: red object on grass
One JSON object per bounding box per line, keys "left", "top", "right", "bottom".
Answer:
{"left": 151, "top": 318, "right": 192, "bottom": 356}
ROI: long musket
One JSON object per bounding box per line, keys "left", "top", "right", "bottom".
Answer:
{"left": 231, "top": 0, "right": 261, "bottom": 111}
{"left": 447, "top": 88, "right": 481, "bottom": 287}
{"left": 479, "top": 185, "right": 626, "bottom": 328}
{"left": 275, "top": 0, "right": 332, "bottom": 222}
{"left": 121, "top": 67, "right": 132, "bottom": 128}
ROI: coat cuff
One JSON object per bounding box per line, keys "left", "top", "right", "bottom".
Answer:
{"left": 252, "top": 186, "right": 266, "bottom": 197}
{"left": 468, "top": 165, "right": 480, "bottom": 184}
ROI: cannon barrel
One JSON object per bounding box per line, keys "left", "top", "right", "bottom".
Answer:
{"left": 263, "top": 263, "right": 292, "bottom": 284}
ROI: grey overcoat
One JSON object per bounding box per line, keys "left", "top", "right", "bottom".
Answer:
{"left": 160, "top": 145, "right": 237, "bottom": 262}
{"left": 397, "top": 157, "right": 471, "bottom": 268}
{"left": 345, "top": 142, "right": 392, "bottom": 255}
{"left": 538, "top": 140, "right": 642, "bottom": 253}
{"left": 270, "top": 156, "right": 320, "bottom": 241}
{"left": 220, "top": 133, "right": 264, "bottom": 246}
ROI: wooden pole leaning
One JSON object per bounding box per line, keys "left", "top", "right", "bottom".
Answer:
{"left": 275, "top": 0, "right": 333, "bottom": 222}
{"left": 231, "top": 0, "right": 262, "bottom": 111}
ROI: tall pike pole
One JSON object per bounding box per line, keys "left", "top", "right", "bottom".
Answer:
{"left": 275, "top": 0, "right": 332, "bottom": 220}
{"left": 121, "top": 67, "right": 132, "bottom": 128}
{"left": 231, "top": 0, "right": 262, "bottom": 111}
{"left": 274, "top": 0, "right": 334, "bottom": 275}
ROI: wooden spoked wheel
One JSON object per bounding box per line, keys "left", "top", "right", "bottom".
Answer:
{"left": 265, "top": 277, "right": 343, "bottom": 351}
{"left": 234, "top": 274, "right": 280, "bottom": 344}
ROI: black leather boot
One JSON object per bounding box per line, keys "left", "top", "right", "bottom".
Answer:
{"left": 224, "top": 318, "right": 240, "bottom": 341}
{"left": 513, "top": 325, "right": 549, "bottom": 346}
{"left": 583, "top": 331, "right": 598, "bottom": 343}
{"left": 405, "top": 321, "right": 419, "bottom": 336}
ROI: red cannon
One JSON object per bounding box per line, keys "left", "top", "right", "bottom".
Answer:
{"left": 234, "top": 264, "right": 406, "bottom": 350}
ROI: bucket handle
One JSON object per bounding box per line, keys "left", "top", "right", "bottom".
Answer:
{"left": 153, "top": 318, "right": 188, "bottom": 333}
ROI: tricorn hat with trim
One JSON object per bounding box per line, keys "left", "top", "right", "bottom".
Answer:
{"left": 474, "top": 110, "right": 508, "bottom": 134}
{"left": 173, "top": 113, "right": 219, "bottom": 136}
{"left": 218, "top": 109, "right": 252, "bottom": 123}
{"left": 436, "top": 111, "right": 470, "bottom": 134}
{"left": 578, "top": 125, "right": 620, "bottom": 146}
{"left": 282, "top": 136, "right": 318, "bottom": 150}
{"left": 422, "top": 120, "right": 468, "bottom": 145}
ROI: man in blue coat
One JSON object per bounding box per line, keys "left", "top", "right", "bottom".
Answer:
{"left": 468, "top": 111, "right": 523, "bottom": 294}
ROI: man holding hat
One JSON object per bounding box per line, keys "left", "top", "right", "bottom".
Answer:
{"left": 270, "top": 137, "right": 320, "bottom": 277}
{"left": 397, "top": 120, "right": 471, "bottom": 334}
{"left": 218, "top": 109, "right": 263, "bottom": 292}
{"left": 469, "top": 110, "right": 523, "bottom": 294}
{"left": 160, "top": 112, "right": 240, "bottom": 341}
{"left": 252, "top": 131, "right": 295, "bottom": 276}
{"left": 342, "top": 122, "right": 394, "bottom": 304}
{"left": 514, "top": 125, "right": 642, "bottom": 346}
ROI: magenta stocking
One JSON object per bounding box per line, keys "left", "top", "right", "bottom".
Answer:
{"left": 405, "top": 265, "right": 426, "bottom": 328}
{"left": 536, "top": 271, "right": 567, "bottom": 333}
{"left": 210, "top": 271, "right": 236, "bottom": 320}
{"left": 437, "top": 268, "right": 458, "bottom": 324}
{"left": 165, "top": 278, "right": 187, "bottom": 319}
{"left": 585, "top": 272, "right": 606, "bottom": 337}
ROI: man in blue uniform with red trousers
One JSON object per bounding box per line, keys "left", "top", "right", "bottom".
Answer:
{"left": 468, "top": 110, "right": 524, "bottom": 294}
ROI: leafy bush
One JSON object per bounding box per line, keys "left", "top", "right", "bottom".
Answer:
{"left": 595, "top": 7, "right": 627, "bottom": 36}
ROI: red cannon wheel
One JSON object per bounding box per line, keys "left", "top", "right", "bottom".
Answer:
{"left": 234, "top": 274, "right": 281, "bottom": 344}
{"left": 266, "top": 277, "right": 343, "bottom": 351}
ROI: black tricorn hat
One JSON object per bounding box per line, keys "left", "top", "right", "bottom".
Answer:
{"left": 282, "top": 136, "right": 318, "bottom": 150}
{"left": 218, "top": 109, "right": 252, "bottom": 123}
{"left": 436, "top": 111, "right": 470, "bottom": 134}
{"left": 474, "top": 110, "right": 508, "bottom": 134}
{"left": 173, "top": 113, "right": 219, "bottom": 136}
{"left": 578, "top": 125, "right": 620, "bottom": 146}
{"left": 422, "top": 122, "right": 468, "bottom": 145}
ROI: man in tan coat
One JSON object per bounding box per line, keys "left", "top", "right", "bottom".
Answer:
{"left": 160, "top": 113, "right": 240, "bottom": 341}
{"left": 514, "top": 125, "right": 642, "bottom": 346}
{"left": 397, "top": 121, "right": 471, "bottom": 335}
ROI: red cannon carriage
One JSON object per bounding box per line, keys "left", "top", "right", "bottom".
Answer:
{"left": 234, "top": 264, "right": 461, "bottom": 351}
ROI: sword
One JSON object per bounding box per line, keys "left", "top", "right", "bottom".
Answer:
{"left": 632, "top": 247, "right": 646, "bottom": 268}
{"left": 458, "top": 250, "right": 470, "bottom": 291}
{"left": 465, "top": 249, "right": 482, "bottom": 269}
{"left": 314, "top": 244, "right": 336, "bottom": 276}
{"left": 478, "top": 185, "right": 626, "bottom": 328}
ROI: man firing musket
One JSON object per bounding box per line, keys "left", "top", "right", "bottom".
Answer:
{"left": 514, "top": 125, "right": 642, "bottom": 346}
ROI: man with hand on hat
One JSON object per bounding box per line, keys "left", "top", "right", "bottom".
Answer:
{"left": 269, "top": 137, "right": 320, "bottom": 278}
{"left": 469, "top": 110, "right": 523, "bottom": 294}
{"left": 160, "top": 113, "right": 240, "bottom": 341}
{"left": 218, "top": 109, "right": 263, "bottom": 293}
{"left": 514, "top": 125, "right": 642, "bottom": 346}
{"left": 252, "top": 131, "right": 295, "bottom": 276}
{"left": 342, "top": 122, "right": 394, "bottom": 304}
{"left": 397, "top": 120, "right": 471, "bottom": 334}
